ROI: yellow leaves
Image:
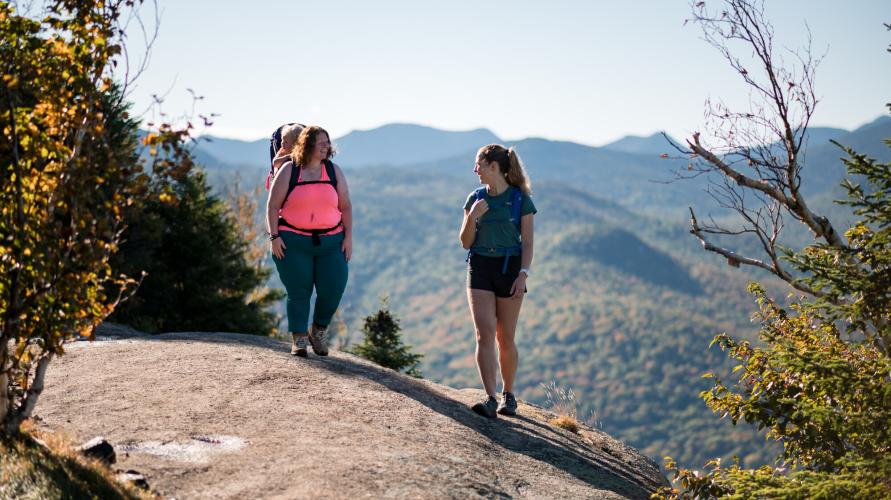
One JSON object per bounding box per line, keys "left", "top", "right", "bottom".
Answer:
{"left": 2, "top": 73, "right": 18, "bottom": 88}
{"left": 142, "top": 132, "right": 158, "bottom": 145}
{"left": 18, "top": 347, "right": 33, "bottom": 368}
{"left": 158, "top": 192, "right": 173, "bottom": 204}
{"left": 0, "top": 0, "right": 158, "bottom": 400}
{"left": 844, "top": 224, "right": 871, "bottom": 240}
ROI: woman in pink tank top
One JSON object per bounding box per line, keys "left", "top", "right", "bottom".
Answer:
{"left": 265, "top": 125, "right": 353, "bottom": 357}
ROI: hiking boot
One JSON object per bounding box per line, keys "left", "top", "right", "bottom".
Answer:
{"left": 471, "top": 396, "right": 498, "bottom": 419}
{"left": 291, "top": 333, "right": 308, "bottom": 357}
{"left": 308, "top": 323, "right": 329, "bottom": 356}
{"left": 497, "top": 391, "right": 518, "bottom": 416}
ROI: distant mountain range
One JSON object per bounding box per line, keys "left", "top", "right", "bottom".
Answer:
{"left": 194, "top": 116, "right": 888, "bottom": 171}
{"left": 193, "top": 116, "right": 890, "bottom": 211}
{"left": 601, "top": 132, "right": 681, "bottom": 155}
{"left": 334, "top": 123, "right": 500, "bottom": 168}
{"left": 193, "top": 123, "right": 499, "bottom": 172}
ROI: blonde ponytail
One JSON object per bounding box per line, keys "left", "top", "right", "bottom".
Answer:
{"left": 480, "top": 144, "right": 532, "bottom": 196}
{"left": 504, "top": 147, "right": 532, "bottom": 196}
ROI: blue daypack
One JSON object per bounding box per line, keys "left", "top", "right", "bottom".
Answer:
{"left": 467, "top": 186, "right": 524, "bottom": 273}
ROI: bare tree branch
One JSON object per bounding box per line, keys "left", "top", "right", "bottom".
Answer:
{"left": 677, "top": 0, "right": 853, "bottom": 304}
{"left": 689, "top": 208, "right": 821, "bottom": 296}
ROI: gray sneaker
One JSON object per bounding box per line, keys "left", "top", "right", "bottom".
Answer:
{"left": 308, "top": 323, "right": 329, "bottom": 356}
{"left": 291, "top": 333, "right": 308, "bottom": 357}
{"left": 497, "top": 391, "right": 518, "bottom": 416}
{"left": 471, "top": 396, "right": 498, "bottom": 419}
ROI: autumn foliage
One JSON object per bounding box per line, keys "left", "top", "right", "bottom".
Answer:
{"left": 0, "top": 0, "right": 191, "bottom": 433}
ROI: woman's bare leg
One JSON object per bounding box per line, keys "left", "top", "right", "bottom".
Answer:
{"left": 495, "top": 295, "right": 523, "bottom": 393}
{"left": 467, "top": 288, "right": 498, "bottom": 396}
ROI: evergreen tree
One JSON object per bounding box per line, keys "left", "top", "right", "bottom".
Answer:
{"left": 109, "top": 168, "right": 282, "bottom": 335}
{"left": 349, "top": 300, "right": 423, "bottom": 378}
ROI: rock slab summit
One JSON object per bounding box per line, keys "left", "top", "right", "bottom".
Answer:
{"left": 36, "top": 327, "right": 668, "bottom": 499}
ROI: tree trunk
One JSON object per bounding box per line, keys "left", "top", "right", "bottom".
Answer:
{"left": 3, "top": 353, "right": 53, "bottom": 434}
{"left": 0, "top": 339, "right": 8, "bottom": 432}
{"left": 0, "top": 369, "right": 8, "bottom": 432}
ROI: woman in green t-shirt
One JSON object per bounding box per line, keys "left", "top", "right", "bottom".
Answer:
{"left": 459, "top": 144, "right": 537, "bottom": 418}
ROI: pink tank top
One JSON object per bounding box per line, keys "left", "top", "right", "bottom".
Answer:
{"left": 279, "top": 165, "right": 343, "bottom": 236}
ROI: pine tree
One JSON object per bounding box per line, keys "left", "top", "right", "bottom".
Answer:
{"left": 349, "top": 300, "right": 423, "bottom": 378}
{"left": 109, "top": 169, "right": 282, "bottom": 335}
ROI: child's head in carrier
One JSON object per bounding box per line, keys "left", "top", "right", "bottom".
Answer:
{"left": 278, "top": 123, "right": 304, "bottom": 158}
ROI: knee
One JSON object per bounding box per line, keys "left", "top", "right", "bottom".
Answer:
{"left": 495, "top": 333, "right": 516, "bottom": 349}
{"left": 475, "top": 327, "right": 496, "bottom": 345}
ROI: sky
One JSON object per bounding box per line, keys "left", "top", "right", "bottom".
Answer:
{"left": 121, "top": 1, "right": 891, "bottom": 146}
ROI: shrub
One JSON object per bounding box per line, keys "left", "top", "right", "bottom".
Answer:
{"left": 349, "top": 299, "right": 423, "bottom": 378}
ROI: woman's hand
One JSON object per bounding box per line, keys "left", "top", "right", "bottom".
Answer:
{"left": 509, "top": 273, "right": 527, "bottom": 299}
{"left": 342, "top": 233, "right": 353, "bottom": 262}
{"left": 271, "top": 237, "right": 286, "bottom": 259}
{"left": 468, "top": 199, "right": 489, "bottom": 221}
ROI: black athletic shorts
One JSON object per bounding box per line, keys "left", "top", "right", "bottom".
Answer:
{"left": 467, "top": 254, "right": 527, "bottom": 298}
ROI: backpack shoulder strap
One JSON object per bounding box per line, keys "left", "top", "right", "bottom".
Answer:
{"left": 508, "top": 186, "right": 523, "bottom": 229}
{"left": 283, "top": 161, "right": 299, "bottom": 200}
{"left": 472, "top": 186, "right": 487, "bottom": 202}
{"left": 323, "top": 159, "right": 338, "bottom": 190}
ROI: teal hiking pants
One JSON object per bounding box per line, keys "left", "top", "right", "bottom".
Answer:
{"left": 273, "top": 231, "right": 348, "bottom": 333}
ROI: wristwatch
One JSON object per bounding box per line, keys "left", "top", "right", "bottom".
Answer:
{"left": 519, "top": 268, "right": 530, "bottom": 277}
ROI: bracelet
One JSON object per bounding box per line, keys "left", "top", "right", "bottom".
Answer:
{"left": 519, "top": 268, "right": 530, "bottom": 277}
{"left": 268, "top": 233, "right": 280, "bottom": 241}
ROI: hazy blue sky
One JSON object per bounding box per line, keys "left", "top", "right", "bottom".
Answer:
{"left": 123, "top": 1, "right": 890, "bottom": 146}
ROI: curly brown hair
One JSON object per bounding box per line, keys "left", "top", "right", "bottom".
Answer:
{"left": 291, "top": 125, "right": 336, "bottom": 167}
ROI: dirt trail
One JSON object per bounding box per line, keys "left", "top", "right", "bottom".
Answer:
{"left": 36, "top": 326, "right": 667, "bottom": 499}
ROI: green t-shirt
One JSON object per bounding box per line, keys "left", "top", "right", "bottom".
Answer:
{"left": 463, "top": 187, "right": 537, "bottom": 257}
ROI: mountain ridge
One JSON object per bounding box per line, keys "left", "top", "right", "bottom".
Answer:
{"left": 191, "top": 118, "right": 887, "bottom": 171}
{"left": 601, "top": 132, "right": 680, "bottom": 155}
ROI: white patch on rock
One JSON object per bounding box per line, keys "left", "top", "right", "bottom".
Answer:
{"left": 119, "top": 435, "right": 247, "bottom": 463}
